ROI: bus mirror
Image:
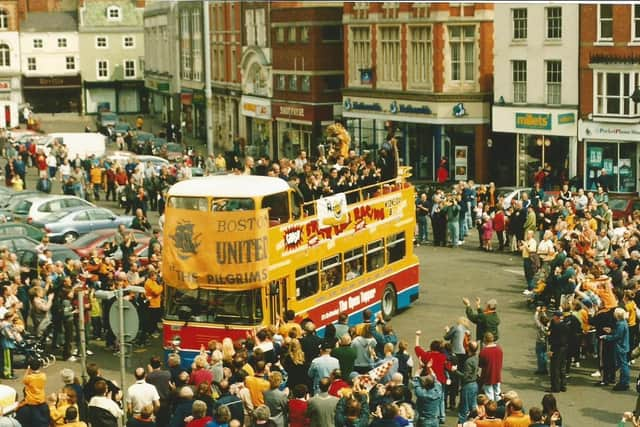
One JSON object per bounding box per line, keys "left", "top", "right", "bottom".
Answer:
{"left": 177, "top": 305, "right": 193, "bottom": 322}
{"left": 269, "top": 283, "right": 279, "bottom": 296}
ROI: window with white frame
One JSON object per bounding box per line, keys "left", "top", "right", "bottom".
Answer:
{"left": 598, "top": 4, "right": 613, "bottom": 41}
{"left": 449, "top": 25, "right": 475, "bottom": 82}
{"left": 288, "top": 27, "right": 296, "bottom": 43}
{"left": 595, "top": 71, "right": 640, "bottom": 116}
{"left": 97, "top": 60, "right": 108, "bottom": 78}
{"left": 276, "top": 74, "right": 285, "bottom": 90}
{"left": 27, "top": 57, "right": 36, "bottom": 71}
{"left": 57, "top": 38, "right": 67, "bottom": 48}
{"left": 33, "top": 39, "right": 43, "bottom": 48}
{"left": 633, "top": 4, "right": 640, "bottom": 40}
{"left": 409, "top": 26, "right": 432, "bottom": 87}
{"left": 512, "top": 8, "right": 527, "bottom": 40}
{"left": 546, "top": 7, "right": 562, "bottom": 39}
{"left": 192, "top": 9, "right": 202, "bottom": 81}
{"left": 96, "top": 36, "right": 107, "bottom": 48}
{"left": 512, "top": 60, "right": 527, "bottom": 103}
{"left": 0, "top": 44, "right": 9, "bottom": 67}
{"left": 180, "top": 10, "right": 191, "bottom": 80}
{"left": 300, "top": 26, "right": 309, "bottom": 42}
{"left": 546, "top": 60, "right": 562, "bottom": 105}
{"left": 289, "top": 75, "right": 297, "bottom": 91}
{"left": 245, "top": 9, "right": 255, "bottom": 46}
{"left": 350, "top": 26, "right": 370, "bottom": 83}
{"left": 276, "top": 27, "right": 284, "bottom": 43}
{"left": 378, "top": 26, "right": 400, "bottom": 83}
{"left": 107, "top": 5, "right": 121, "bottom": 21}
{"left": 123, "top": 36, "right": 134, "bottom": 48}
{"left": 255, "top": 8, "right": 266, "bottom": 47}
{"left": 0, "top": 9, "right": 9, "bottom": 30}
{"left": 65, "top": 56, "right": 75, "bottom": 70}
{"left": 124, "top": 60, "right": 135, "bottom": 78}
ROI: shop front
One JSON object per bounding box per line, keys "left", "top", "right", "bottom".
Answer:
{"left": 240, "top": 95, "right": 272, "bottom": 158}
{"left": 579, "top": 119, "right": 640, "bottom": 193}
{"left": 84, "top": 81, "right": 145, "bottom": 114}
{"left": 272, "top": 102, "right": 334, "bottom": 160}
{"left": 23, "top": 75, "right": 81, "bottom": 114}
{"left": 492, "top": 106, "right": 578, "bottom": 188}
{"left": 181, "top": 88, "right": 206, "bottom": 141}
{"left": 0, "top": 79, "right": 20, "bottom": 128}
{"left": 343, "top": 95, "right": 490, "bottom": 182}
{"left": 146, "top": 77, "right": 173, "bottom": 123}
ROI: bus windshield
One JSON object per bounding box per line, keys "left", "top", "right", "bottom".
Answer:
{"left": 165, "top": 287, "right": 263, "bottom": 325}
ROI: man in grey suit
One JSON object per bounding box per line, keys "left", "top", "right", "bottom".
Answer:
{"left": 305, "top": 377, "right": 338, "bottom": 427}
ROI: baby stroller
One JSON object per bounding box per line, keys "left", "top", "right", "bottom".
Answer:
{"left": 12, "top": 327, "right": 56, "bottom": 370}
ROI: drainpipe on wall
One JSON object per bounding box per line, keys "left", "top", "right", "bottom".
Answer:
{"left": 203, "top": 0, "right": 213, "bottom": 155}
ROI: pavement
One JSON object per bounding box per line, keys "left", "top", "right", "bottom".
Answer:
{"left": 1, "top": 123, "right": 637, "bottom": 424}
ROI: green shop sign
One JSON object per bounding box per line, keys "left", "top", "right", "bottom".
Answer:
{"left": 515, "top": 113, "right": 552, "bottom": 130}
{"left": 558, "top": 113, "right": 575, "bottom": 125}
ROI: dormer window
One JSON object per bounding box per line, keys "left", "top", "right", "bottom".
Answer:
{"left": 107, "top": 5, "right": 121, "bottom": 21}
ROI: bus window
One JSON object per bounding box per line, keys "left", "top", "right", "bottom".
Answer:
{"left": 387, "top": 232, "right": 406, "bottom": 264}
{"left": 366, "top": 240, "right": 385, "bottom": 272}
{"left": 168, "top": 196, "right": 208, "bottom": 211}
{"left": 212, "top": 198, "right": 255, "bottom": 211}
{"left": 321, "top": 255, "right": 343, "bottom": 290}
{"left": 296, "top": 263, "right": 319, "bottom": 300}
{"left": 164, "top": 287, "right": 263, "bottom": 324}
{"left": 262, "top": 191, "right": 290, "bottom": 224}
{"left": 344, "top": 247, "right": 363, "bottom": 280}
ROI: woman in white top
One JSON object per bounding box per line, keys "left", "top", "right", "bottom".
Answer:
{"left": 59, "top": 159, "right": 71, "bottom": 182}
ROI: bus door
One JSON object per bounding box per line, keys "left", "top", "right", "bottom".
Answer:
{"left": 267, "top": 278, "right": 288, "bottom": 324}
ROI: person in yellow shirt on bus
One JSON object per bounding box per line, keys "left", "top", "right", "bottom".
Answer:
{"left": 89, "top": 162, "right": 104, "bottom": 201}
{"left": 144, "top": 269, "right": 163, "bottom": 340}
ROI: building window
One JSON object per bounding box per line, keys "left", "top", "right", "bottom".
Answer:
{"left": 124, "top": 60, "right": 135, "bottom": 78}
{"left": 33, "top": 39, "right": 43, "bottom": 48}
{"left": 546, "top": 60, "right": 562, "bottom": 105}
{"left": 180, "top": 10, "right": 191, "bottom": 80}
{"left": 245, "top": 9, "right": 255, "bottom": 46}
{"left": 27, "top": 57, "right": 36, "bottom": 71}
{"left": 409, "top": 26, "right": 432, "bottom": 87}
{"left": 512, "top": 8, "right": 527, "bottom": 40}
{"left": 512, "top": 60, "right": 527, "bottom": 103}
{"left": 276, "top": 27, "right": 284, "bottom": 43}
{"left": 96, "top": 36, "right": 107, "bottom": 48}
{"left": 449, "top": 25, "right": 475, "bottom": 82}
{"left": 0, "top": 44, "right": 9, "bottom": 67}
{"left": 595, "top": 71, "right": 640, "bottom": 117}
{"left": 276, "top": 74, "right": 285, "bottom": 90}
{"left": 97, "top": 60, "right": 108, "bottom": 78}
{"left": 379, "top": 26, "right": 400, "bottom": 83}
{"left": 324, "top": 75, "right": 343, "bottom": 92}
{"left": 57, "top": 38, "right": 67, "bottom": 48}
{"left": 633, "top": 4, "right": 640, "bottom": 40}
{"left": 289, "top": 75, "right": 297, "bottom": 91}
{"left": 300, "top": 26, "right": 309, "bottom": 42}
{"left": 192, "top": 9, "right": 202, "bottom": 81}
{"left": 350, "top": 26, "right": 370, "bottom": 83}
{"left": 301, "top": 75, "right": 311, "bottom": 92}
{"left": 546, "top": 7, "right": 562, "bottom": 39}
{"left": 288, "top": 26, "right": 296, "bottom": 43}
{"left": 107, "top": 5, "right": 121, "bottom": 21}
{"left": 322, "top": 25, "right": 342, "bottom": 42}
{"left": 0, "top": 9, "right": 9, "bottom": 30}
{"left": 598, "top": 4, "right": 613, "bottom": 41}
{"left": 65, "top": 56, "right": 75, "bottom": 70}
{"left": 123, "top": 36, "right": 134, "bottom": 48}
{"left": 255, "top": 8, "right": 266, "bottom": 47}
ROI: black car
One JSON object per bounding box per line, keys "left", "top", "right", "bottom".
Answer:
{"left": 0, "top": 235, "right": 40, "bottom": 253}
{"left": 17, "top": 245, "right": 79, "bottom": 279}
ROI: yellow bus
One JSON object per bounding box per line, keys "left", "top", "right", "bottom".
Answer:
{"left": 162, "top": 169, "right": 420, "bottom": 365}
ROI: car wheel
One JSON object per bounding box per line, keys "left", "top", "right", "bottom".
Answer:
{"left": 63, "top": 232, "right": 78, "bottom": 243}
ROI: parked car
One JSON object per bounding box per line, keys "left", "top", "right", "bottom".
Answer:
{"left": 97, "top": 111, "right": 118, "bottom": 134}
{"left": 608, "top": 196, "right": 640, "bottom": 221}
{"left": 33, "top": 207, "right": 134, "bottom": 243}
{"left": 0, "top": 235, "right": 40, "bottom": 253}
{"left": 0, "top": 222, "right": 45, "bottom": 241}
{"left": 113, "top": 122, "right": 131, "bottom": 139}
{"left": 0, "top": 190, "right": 42, "bottom": 209}
{"left": 2, "top": 194, "right": 95, "bottom": 223}
{"left": 497, "top": 186, "right": 534, "bottom": 210}
{"left": 66, "top": 229, "right": 150, "bottom": 258}
{"left": 17, "top": 245, "right": 79, "bottom": 280}
{"left": 137, "top": 155, "right": 170, "bottom": 172}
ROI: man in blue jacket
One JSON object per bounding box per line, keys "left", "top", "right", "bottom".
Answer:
{"left": 412, "top": 359, "right": 443, "bottom": 427}
{"left": 602, "top": 307, "right": 630, "bottom": 391}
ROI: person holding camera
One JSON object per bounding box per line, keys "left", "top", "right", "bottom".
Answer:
{"left": 444, "top": 195, "right": 461, "bottom": 248}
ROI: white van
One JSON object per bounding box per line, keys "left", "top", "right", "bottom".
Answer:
{"left": 43, "top": 132, "right": 107, "bottom": 158}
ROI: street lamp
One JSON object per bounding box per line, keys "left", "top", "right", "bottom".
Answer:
{"left": 536, "top": 136, "right": 551, "bottom": 169}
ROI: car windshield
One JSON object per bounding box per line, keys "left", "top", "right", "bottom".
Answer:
{"left": 165, "top": 287, "right": 263, "bottom": 325}
{"left": 608, "top": 199, "right": 629, "bottom": 210}
{"left": 102, "top": 113, "right": 117, "bottom": 121}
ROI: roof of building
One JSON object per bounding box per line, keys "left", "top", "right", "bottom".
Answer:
{"left": 168, "top": 175, "right": 291, "bottom": 198}
{"left": 21, "top": 12, "right": 78, "bottom": 32}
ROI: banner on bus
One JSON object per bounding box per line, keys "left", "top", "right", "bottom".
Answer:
{"left": 316, "top": 193, "right": 348, "bottom": 226}
{"left": 163, "top": 207, "right": 270, "bottom": 288}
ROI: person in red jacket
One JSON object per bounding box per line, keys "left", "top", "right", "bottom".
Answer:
{"left": 288, "top": 384, "right": 310, "bottom": 427}
{"left": 492, "top": 207, "right": 506, "bottom": 251}
{"left": 478, "top": 332, "right": 503, "bottom": 402}
{"left": 414, "top": 331, "right": 449, "bottom": 425}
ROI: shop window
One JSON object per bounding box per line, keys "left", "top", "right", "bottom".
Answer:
{"left": 322, "top": 25, "right": 342, "bottom": 41}
{"left": 546, "top": 7, "right": 562, "bottom": 40}
{"left": 0, "top": 44, "right": 9, "bottom": 67}
{"left": 321, "top": 255, "right": 342, "bottom": 291}
{"left": 598, "top": 4, "right": 613, "bottom": 41}
{"left": 0, "top": 9, "right": 8, "bottom": 30}
{"left": 345, "top": 247, "right": 364, "bottom": 280}
{"left": 300, "top": 26, "right": 309, "bottom": 42}
{"left": 386, "top": 232, "right": 406, "bottom": 264}
{"left": 512, "top": 8, "right": 527, "bottom": 40}
{"left": 366, "top": 239, "right": 385, "bottom": 272}
{"left": 301, "top": 75, "right": 311, "bottom": 92}
{"left": 512, "top": 60, "right": 527, "bottom": 103}
{"left": 587, "top": 142, "right": 637, "bottom": 193}
{"left": 295, "top": 262, "right": 318, "bottom": 300}
{"left": 288, "top": 75, "right": 297, "bottom": 91}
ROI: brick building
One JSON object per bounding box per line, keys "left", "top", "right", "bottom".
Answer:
{"left": 578, "top": 4, "right": 640, "bottom": 193}
{"left": 342, "top": 2, "right": 493, "bottom": 182}
{"left": 271, "top": 4, "right": 343, "bottom": 160}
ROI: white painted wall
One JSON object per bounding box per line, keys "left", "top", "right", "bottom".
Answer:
{"left": 493, "top": 4, "right": 579, "bottom": 106}
{"left": 20, "top": 31, "right": 80, "bottom": 76}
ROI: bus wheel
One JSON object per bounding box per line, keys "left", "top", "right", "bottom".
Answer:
{"left": 381, "top": 284, "right": 397, "bottom": 321}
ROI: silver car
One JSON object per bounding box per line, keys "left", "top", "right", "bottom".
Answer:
{"left": 4, "top": 194, "right": 95, "bottom": 223}
{"left": 32, "top": 207, "right": 134, "bottom": 243}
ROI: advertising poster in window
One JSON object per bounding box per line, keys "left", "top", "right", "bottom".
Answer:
{"left": 454, "top": 145, "right": 468, "bottom": 181}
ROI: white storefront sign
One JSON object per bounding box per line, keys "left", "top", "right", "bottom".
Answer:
{"left": 578, "top": 119, "right": 640, "bottom": 142}
{"left": 492, "top": 105, "right": 578, "bottom": 137}
{"left": 240, "top": 95, "right": 271, "bottom": 120}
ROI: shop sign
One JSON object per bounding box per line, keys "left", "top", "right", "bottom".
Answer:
{"left": 192, "top": 90, "right": 205, "bottom": 105}
{"left": 180, "top": 90, "right": 193, "bottom": 106}
{"left": 241, "top": 96, "right": 271, "bottom": 120}
{"left": 580, "top": 120, "right": 640, "bottom": 142}
{"left": 278, "top": 105, "right": 304, "bottom": 118}
{"left": 146, "top": 78, "right": 169, "bottom": 92}
{"left": 343, "top": 98, "right": 382, "bottom": 112}
{"left": 515, "top": 113, "right": 552, "bottom": 130}
{"left": 587, "top": 146, "right": 603, "bottom": 168}
{"left": 0, "top": 81, "right": 10, "bottom": 91}
{"left": 22, "top": 75, "right": 82, "bottom": 88}
{"left": 558, "top": 112, "right": 575, "bottom": 125}
{"left": 390, "top": 101, "right": 432, "bottom": 115}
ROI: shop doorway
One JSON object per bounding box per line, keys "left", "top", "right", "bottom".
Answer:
{"left": 489, "top": 133, "right": 516, "bottom": 186}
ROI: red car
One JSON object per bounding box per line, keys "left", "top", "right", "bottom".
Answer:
{"left": 608, "top": 196, "right": 640, "bottom": 221}
{"left": 66, "top": 229, "right": 151, "bottom": 258}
